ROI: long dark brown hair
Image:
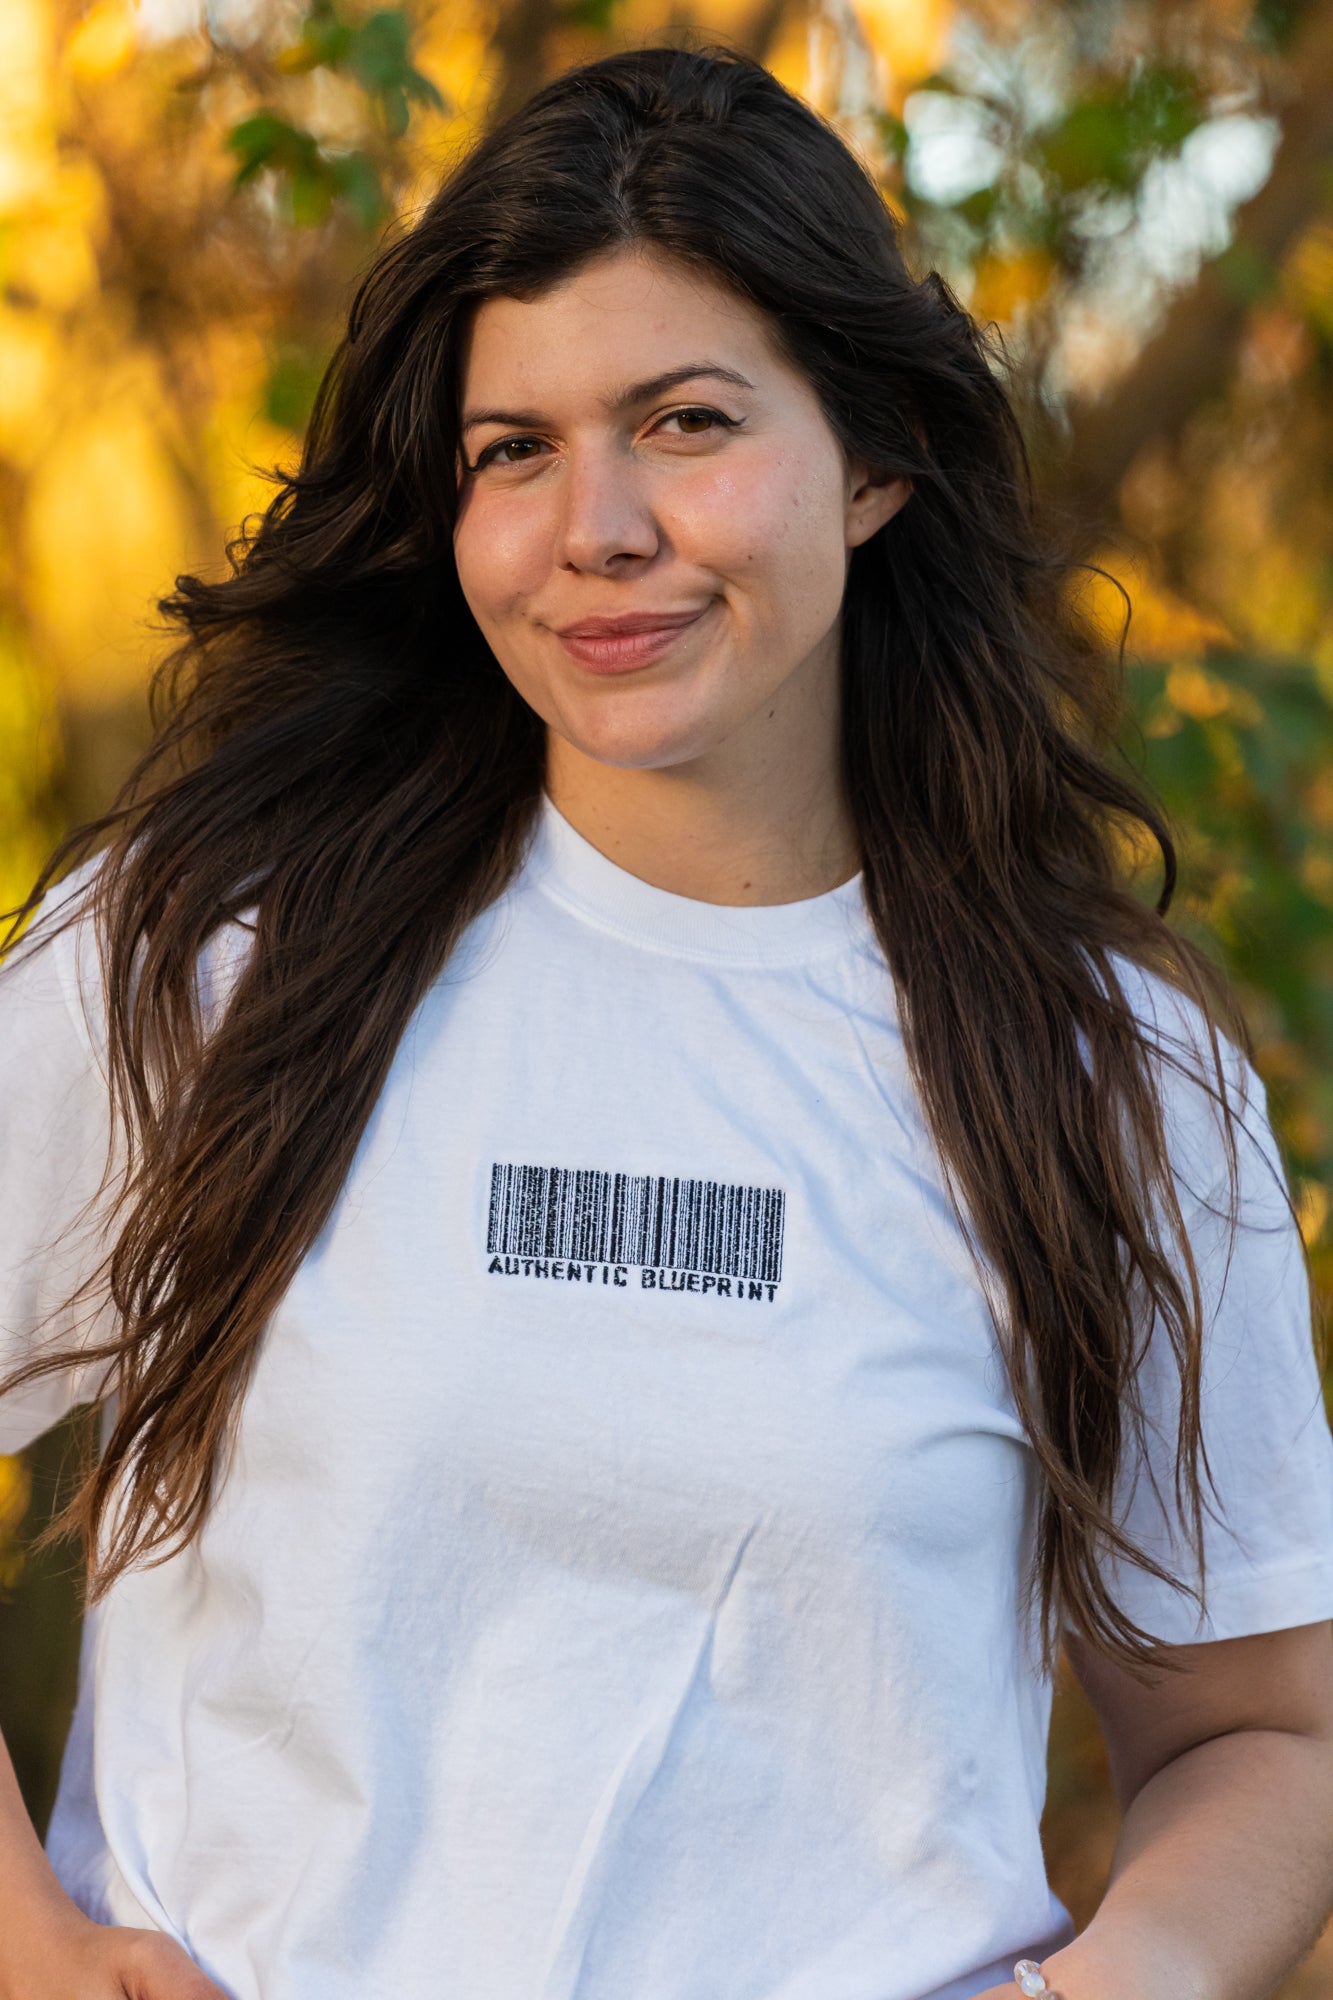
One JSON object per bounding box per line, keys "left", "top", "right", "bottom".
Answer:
{"left": 2, "top": 43, "right": 1297, "bottom": 1674}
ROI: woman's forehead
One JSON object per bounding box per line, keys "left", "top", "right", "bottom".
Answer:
{"left": 457, "top": 246, "right": 789, "bottom": 412}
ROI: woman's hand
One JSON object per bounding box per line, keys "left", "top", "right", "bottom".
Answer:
{"left": 0, "top": 1900, "right": 231, "bottom": 2000}
{"left": 0, "top": 1730, "right": 231, "bottom": 2000}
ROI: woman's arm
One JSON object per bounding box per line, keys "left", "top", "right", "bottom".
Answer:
{"left": 0, "top": 1721, "right": 228, "bottom": 2000}
{"left": 993, "top": 1620, "right": 1333, "bottom": 2000}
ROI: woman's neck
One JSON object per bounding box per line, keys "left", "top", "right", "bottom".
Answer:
{"left": 542, "top": 735, "right": 860, "bottom": 908}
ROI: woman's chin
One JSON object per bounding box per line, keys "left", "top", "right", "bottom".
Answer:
{"left": 548, "top": 705, "right": 729, "bottom": 774}
{"left": 561, "top": 738, "right": 723, "bottom": 776}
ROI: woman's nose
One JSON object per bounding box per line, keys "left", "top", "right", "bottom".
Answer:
{"left": 554, "top": 448, "right": 660, "bottom": 573}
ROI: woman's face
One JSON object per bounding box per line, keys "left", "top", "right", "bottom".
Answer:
{"left": 452, "top": 243, "right": 910, "bottom": 782}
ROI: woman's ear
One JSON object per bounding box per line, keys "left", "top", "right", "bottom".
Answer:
{"left": 845, "top": 466, "right": 913, "bottom": 549}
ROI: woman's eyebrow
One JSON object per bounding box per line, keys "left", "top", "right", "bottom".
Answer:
{"left": 460, "top": 362, "right": 756, "bottom": 436}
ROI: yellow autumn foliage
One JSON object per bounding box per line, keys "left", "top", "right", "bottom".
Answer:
{"left": 24, "top": 365, "right": 202, "bottom": 698}
{"left": 1077, "top": 554, "right": 1234, "bottom": 666}
{"left": 1297, "top": 1178, "right": 1331, "bottom": 1251}
{"left": 853, "top": 0, "right": 951, "bottom": 93}
{"left": 0, "top": 0, "right": 54, "bottom": 210}
{"left": 1284, "top": 220, "right": 1333, "bottom": 344}
{"left": 63, "top": 0, "right": 139, "bottom": 82}
{"left": 0, "top": 1452, "right": 32, "bottom": 1593}
{"left": 969, "top": 250, "right": 1056, "bottom": 331}
{"left": 0, "top": 308, "right": 56, "bottom": 471}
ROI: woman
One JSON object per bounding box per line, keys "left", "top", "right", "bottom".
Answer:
{"left": 0, "top": 42, "right": 1330, "bottom": 2000}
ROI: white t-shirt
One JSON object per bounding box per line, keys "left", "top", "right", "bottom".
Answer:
{"left": 3, "top": 790, "right": 1332, "bottom": 2000}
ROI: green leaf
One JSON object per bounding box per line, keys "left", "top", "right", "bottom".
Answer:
{"left": 1212, "top": 239, "right": 1275, "bottom": 303}
{"left": 875, "top": 109, "right": 909, "bottom": 161}
{"left": 348, "top": 9, "right": 411, "bottom": 90}
{"left": 329, "top": 149, "right": 387, "bottom": 227}
{"left": 225, "top": 112, "right": 321, "bottom": 187}
{"left": 559, "top": 0, "right": 618, "bottom": 28}
{"left": 1039, "top": 98, "right": 1135, "bottom": 194}
{"left": 349, "top": 10, "right": 443, "bottom": 110}
{"left": 274, "top": 2, "right": 354, "bottom": 75}
{"left": 1122, "top": 645, "right": 1333, "bottom": 1197}
{"left": 226, "top": 115, "right": 389, "bottom": 229}
{"left": 271, "top": 3, "right": 445, "bottom": 124}
{"left": 955, "top": 182, "right": 1001, "bottom": 229}
{"left": 1247, "top": 0, "right": 1306, "bottom": 53}
{"left": 288, "top": 163, "right": 334, "bottom": 227}
{"left": 1120, "top": 60, "right": 1202, "bottom": 156}
{"left": 263, "top": 344, "right": 329, "bottom": 430}
{"left": 1037, "top": 65, "right": 1204, "bottom": 197}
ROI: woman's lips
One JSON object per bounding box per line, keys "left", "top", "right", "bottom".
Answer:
{"left": 553, "top": 604, "right": 712, "bottom": 672}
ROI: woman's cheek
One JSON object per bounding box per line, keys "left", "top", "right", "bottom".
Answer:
{"left": 669, "top": 464, "right": 792, "bottom": 579}
{"left": 455, "top": 494, "right": 550, "bottom": 615}
{"left": 700, "top": 437, "right": 838, "bottom": 554}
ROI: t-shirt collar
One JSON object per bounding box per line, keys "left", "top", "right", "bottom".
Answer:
{"left": 524, "top": 789, "right": 874, "bottom": 969}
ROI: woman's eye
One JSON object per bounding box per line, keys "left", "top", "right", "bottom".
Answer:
{"left": 660, "top": 407, "right": 735, "bottom": 437}
{"left": 473, "top": 436, "right": 547, "bottom": 470}
{"left": 468, "top": 408, "right": 737, "bottom": 473}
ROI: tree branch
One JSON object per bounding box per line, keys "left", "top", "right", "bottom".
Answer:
{"left": 1054, "top": 3, "right": 1333, "bottom": 532}
{"left": 487, "top": 0, "right": 563, "bottom": 130}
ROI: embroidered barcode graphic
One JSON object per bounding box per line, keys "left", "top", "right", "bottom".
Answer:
{"left": 487, "top": 1164, "right": 785, "bottom": 1283}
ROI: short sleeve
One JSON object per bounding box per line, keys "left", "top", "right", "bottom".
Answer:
{"left": 0, "top": 861, "right": 121, "bottom": 1453}
{"left": 1069, "top": 962, "right": 1333, "bottom": 1646}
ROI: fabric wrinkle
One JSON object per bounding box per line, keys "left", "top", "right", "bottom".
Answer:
{"left": 538, "top": 1521, "right": 761, "bottom": 2000}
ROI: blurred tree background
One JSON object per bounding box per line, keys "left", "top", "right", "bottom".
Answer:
{"left": 2, "top": 0, "right": 1332, "bottom": 1986}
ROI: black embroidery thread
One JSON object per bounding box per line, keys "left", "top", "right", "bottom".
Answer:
{"left": 486, "top": 1163, "right": 785, "bottom": 1283}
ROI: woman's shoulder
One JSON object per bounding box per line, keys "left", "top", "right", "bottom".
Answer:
{"left": 1098, "top": 946, "right": 1276, "bottom": 1217}
{"left": 1, "top": 851, "right": 111, "bottom": 1078}
{"left": 2, "top": 847, "right": 260, "bottom": 1082}
{"left": 1102, "top": 945, "right": 1245, "bottom": 1064}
